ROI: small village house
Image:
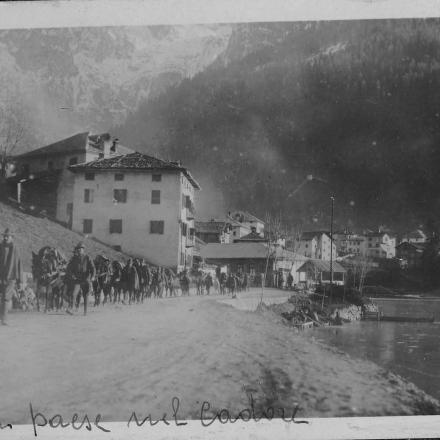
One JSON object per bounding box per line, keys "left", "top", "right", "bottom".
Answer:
{"left": 201, "top": 242, "right": 307, "bottom": 287}
{"left": 364, "top": 231, "right": 396, "bottom": 259}
{"left": 396, "top": 241, "right": 427, "bottom": 269}
{"left": 227, "top": 210, "right": 265, "bottom": 240}
{"left": 69, "top": 151, "right": 200, "bottom": 270}
{"left": 195, "top": 219, "right": 232, "bottom": 244}
{"left": 296, "top": 231, "right": 337, "bottom": 261}
{"left": 296, "top": 259, "right": 346, "bottom": 287}
{"left": 333, "top": 231, "right": 366, "bottom": 257}
{"left": 233, "top": 226, "right": 267, "bottom": 243}
{"left": 400, "top": 229, "right": 427, "bottom": 244}
{"left": 8, "top": 132, "right": 131, "bottom": 227}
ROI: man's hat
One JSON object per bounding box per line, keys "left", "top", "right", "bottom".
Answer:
{"left": 3, "top": 228, "right": 13, "bottom": 236}
{"left": 74, "top": 241, "right": 85, "bottom": 250}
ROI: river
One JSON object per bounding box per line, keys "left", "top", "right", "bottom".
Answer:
{"left": 309, "top": 298, "right": 440, "bottom": 401}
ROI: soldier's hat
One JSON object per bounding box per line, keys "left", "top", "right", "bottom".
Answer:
{"left": 74, "top": 241, "right": 85, "bottom": 250}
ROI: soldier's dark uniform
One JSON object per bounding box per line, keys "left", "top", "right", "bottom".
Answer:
{"left": 65, "top": 242, "right": 95, "bottom": 315}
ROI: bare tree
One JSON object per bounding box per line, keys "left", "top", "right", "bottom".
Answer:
{"left": 348, "top": 254, "right": 372, "bottom": 293}
{"left": 0, "top": 97, "right": 32, "bottom": 197}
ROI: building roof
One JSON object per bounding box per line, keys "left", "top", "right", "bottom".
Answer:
{"left": 16, "top": 132, "right": 134, "bottom": 159}
{"left": 202, "top": 243, "right": 270, "bottom": 260}
{"left": 228, "top": 210, "right": 265, "bottom": 225}
{"left": 17, "top": 132, "right": 90, "bottom": 158}
{"left": 347, "top": 235, "right": 365, "bottom": 241}
{"left": 195, "top": 221, "right": 230, "bottom": 234}
{"left": 234, "top": 230, "right": 267, "bottom": 242}
{"left": 69, "top": 152, "right": 201, "bottom": 190}
{"left": 407, "top": 229, "right": 427, "bottom": 240}
{"left": 201, "top": 242, "right": 305, "bottom": 261}
{"left": 396, "top": 241, "right": 427, "bottom": 252}
{"left": 300, "top": 231, "right": 330, "bottom": 241}
{"left": 365, "top": 230, "right": 395, "bottom": 238}
{"left": 297, "top": 259, "right": 346, "bottom": 273}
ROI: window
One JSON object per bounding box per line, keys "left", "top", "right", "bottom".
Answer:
{"left": 113, "top": 189, "right": 127, "bottom": 203}
{"left": 151, "top": 190, "right": 161, "bottom": 204}
{"left": 109, "top": 219, "right": 122, "bottom": 234}
{"left": 83, "top": 219, "right": 93, "bottom": 234}
{"left": 85, "top": 172, "right": 95, "bottom": 181}
{"left": 115, "top": 173, "right": 124, "bottom": 181}
{"left": 185, "top": 195, "right": 191, "bottom": 208}
{"left": 48, "top": 161, "right": 54, "bottom": 170}
{"left": 181, "top": 222, "right": 187, "bottom": 237}
{"left": 152, "top": 174, "right": 162, "bottom": 182}
{"left": 113, "top": 245, "right": 122, "bottom": 252}
{"left": 84, "top": 189, "right": 94, "bottom": 203}
{"left": 150, "top": 220, "right": 164, "bottom": 234}
{"left": 69, "top": 157, "right": 78, "bottom": 165}
{"left": 189, "top": 227, "right": 195, "bottom": 237}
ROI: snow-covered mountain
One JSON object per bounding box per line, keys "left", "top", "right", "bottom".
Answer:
{"left": 0, "top": 25, "right": 232, "bottom": 148}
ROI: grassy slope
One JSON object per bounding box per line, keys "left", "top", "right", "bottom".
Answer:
{"left": 0, "top": 201, "right": 127, "bottom": 273}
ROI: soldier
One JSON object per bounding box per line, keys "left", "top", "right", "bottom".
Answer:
{"left": 0, "top": 228, "right": 23, "bottom": 325}
{"left": 204, "top": 273, "right": 213, "bottom": 295}
{"left": 65, "top": 242, "right": 95, "bottom": 315}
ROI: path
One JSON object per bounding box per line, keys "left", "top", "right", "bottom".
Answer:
{"left": 0, "top": 291, "right": 437, "bottom": 425}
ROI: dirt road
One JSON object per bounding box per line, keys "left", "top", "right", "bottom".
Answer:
{"left": 0, "top": 290, "right": 438, "bottom": 424}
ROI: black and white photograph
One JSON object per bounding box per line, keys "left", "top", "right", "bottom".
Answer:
{"left": 1, "top": 1, "right": 440, "bottom": 437}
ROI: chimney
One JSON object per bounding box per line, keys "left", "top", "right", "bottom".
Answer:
{"left": 111, "top": 138, "right": 119, "bottom": 153}
{"left": 102, "top": 134, "right": 112, "bottom": 158}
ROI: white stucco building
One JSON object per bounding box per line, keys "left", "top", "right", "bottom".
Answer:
{"left": 296, "top": 231, "right": 337, "bottom": 261}
{"left": 333, "top": 231, "right": 366, "bottom": 256}
{"left": 365, "top": 232, "right": 396, "bottom": 259}
{"left": 9, "top": 132, "right": 131, "bottom": 227}
{"left": 69, "top": 152, "right": 200, "bottom": 270}
{"left": 228, "top": 210, "right": 265, "bottom": 241}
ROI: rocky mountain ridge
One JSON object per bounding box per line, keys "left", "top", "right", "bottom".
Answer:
{"left": 0, "top": 25, "right": 232, "bottom": 148}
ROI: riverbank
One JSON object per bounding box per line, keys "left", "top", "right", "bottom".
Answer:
{"left": 0, "top": 292, "right": 438, "bottom": 425}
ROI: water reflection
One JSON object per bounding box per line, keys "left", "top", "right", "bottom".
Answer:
{"left": 310, "top": 299, "right": 440, "bottom": 400}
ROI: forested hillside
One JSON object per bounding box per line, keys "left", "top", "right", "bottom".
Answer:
{"left": 115, "top": 19, "right": 440, "bottom": 234}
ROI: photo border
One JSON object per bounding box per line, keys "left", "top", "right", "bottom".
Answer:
{"left": 1, "top": 0, "right": 440, "bottom": 438}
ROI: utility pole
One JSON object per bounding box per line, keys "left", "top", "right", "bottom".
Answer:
{"left": 329, "top": 196, "right": 335, "bottom": 304}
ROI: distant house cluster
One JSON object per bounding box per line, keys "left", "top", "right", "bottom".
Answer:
{"left": 332, "top": 230, "right": 397, "bottom": 259}
{"left": 5, "top": 131, "right": 431, "bottom": 282}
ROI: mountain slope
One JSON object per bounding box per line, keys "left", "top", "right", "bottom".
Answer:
{"left": 0, "top": 25, "right": 232, "bottom": 147}
{"left": 0, "top": 201, "right": 127, "bottom": 273}
{"left": 114, "top": 19, "right": 440, "bottom": 234}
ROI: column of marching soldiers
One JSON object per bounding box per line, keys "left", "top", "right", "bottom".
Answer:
{"left": 25, "top": 241, "right": 248, "bottom": 316}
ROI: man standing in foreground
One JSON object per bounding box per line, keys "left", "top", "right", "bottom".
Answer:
{"left": 65, "top": 242, "right": 95, "bottom": 316}
{"left": 0, "top": 228, "right": 23, "bottom": 325}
